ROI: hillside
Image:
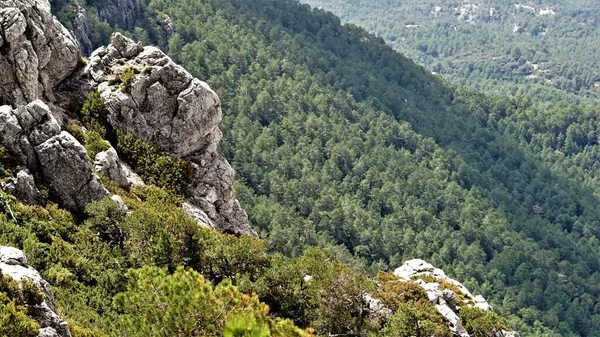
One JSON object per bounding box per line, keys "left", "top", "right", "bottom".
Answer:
{"left": 0, "top": 1, "right": 513, "bottom": 337}
{"left": 300, "top": 0, "right": 600, "bottom": 105}
{"left": 2, "top": 0, "right": 600, "bottom": 336}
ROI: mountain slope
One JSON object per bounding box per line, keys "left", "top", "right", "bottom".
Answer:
{"left": 300, "top": 0, "right": 600, "bottom": 105}
{"left": 1, "top": 1, "right": 514, "bottom": 336}
{"left": 56, "top": 0, "right": 600, "bottom": 335}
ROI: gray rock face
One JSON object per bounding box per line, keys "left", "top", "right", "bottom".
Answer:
{"left": 3, "top": 168, "right": 45, "bottom": 205}
{"left": 73, "top": 8, "right": 93, "bottom": 56}
{"left": 84, "top": 33, "right": 255, "bottom": 236}
{"left": 0, "top": 246, "right": 71, "bottom": 337}
{"left": 394, "top": 259, "right": 509, "bottom": 337}
{"left": 0, "top": 0, "right": 80, "bottom": 106}
{"left": 36, "top": 131, "right": 109, "bottom": 212}
{"left": 96, "top": 0, "right": 141, "bottom": 30}
{"left": 94, "top": 147, "right": 144, "bottom": 188}
{"left": 0, "top": 101, "right": 109, "bottom": 212}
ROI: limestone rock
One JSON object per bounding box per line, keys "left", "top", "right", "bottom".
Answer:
{"left": 363, "top": 293, "right": 393, "bottom": 320}
{"left": 87, "top": 33, "right": 222, "bottom": 157}
{"left": 394, "top": 259, "right": 503, "bottom": 337}
{"left": 94, "top": 147, "right": 144, "bottom": 188}
{"left": 73, "top": 7, "right": 93, "bottom": 56}
{"left": 0, "top": 100, "right": 62, "bottom": 169}
{"left": 183, "top": 202, "right": 215, "bottom": 229}
{"left": 0, "top": 246, "right": 71, "bottom": 337}
{"left": 0, "top": 0, "right": 80, "bottom": 106}
{"left": 96, "top": 0, "right": 141, "bottom": 30}
{"left": 84, "top": 33, "right": 254, "bottom": 236}
{"left": 3, "top": 168, "right": 45, "bottom": 205}
{"left": 36, "top": 131, "right": 109, "bottom": 212}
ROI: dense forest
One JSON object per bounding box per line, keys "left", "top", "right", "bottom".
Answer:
{"left": 301, "top": 0, "right": 600, "bottom": 106}
{"left": 3, "top": 0, "right": 600, "bottom": 335}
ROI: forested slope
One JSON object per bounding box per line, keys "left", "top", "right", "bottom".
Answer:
{"left": 301, "top": 0, "right": 600, "bottom": 105}
{"left": 40, "top": 0, "right": 600, "bottom": 336}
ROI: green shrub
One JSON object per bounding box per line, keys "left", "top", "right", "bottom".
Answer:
{"left": 80, "top": 91, "right": 109, "bottom": 137}
{"left": 459, "top": 307, "right": 508, "bottom": 337}
{"left": 0, "top": 146, "right": 17, "bottom": 178}
{"left": 65, "top": 123, "right": 86, "bottom": 144}
{"left": 116, "top": 131, "right": 192, "bottom": 195}
{"left": 84, "top": 131, "right": 111, "bottom": 160}
{"left": 119, "top": 67, "right": 136, "bottom": 93}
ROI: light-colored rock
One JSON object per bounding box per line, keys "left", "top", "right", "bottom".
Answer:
{"left": 183, "top": 202, "right": 215, "bottom": 229}
{"left": 0, "top": 246, "right": 71, "bottom": 337}
{"left": 3, "top": 169, "right": 45, "bottom": 205}
{"left": 73, "top": 7, "right": 93, "bottom": 56}
{"left": 474, "top": 294, "right": 493, "bottom": 312}
{"left": 36, "top": 131, "right": 109, "bottom": 212}
{"left": 94, "top": 147, "right": 144, "bottom": 188}
{"left": 0, "top": 100, "right": 62, "bottom": 169}
{"left": 435, "top": 303, "right": 469, "bottom": 337}
{"left": 363, "top": 293, "right": 393, "bottom": 319}
{"left": 0, "top": 245, "right": 27, "bottom": 265}
{"left": 84, "top": 33, "right": 254, "bottom": 236}
{"left": 96, "top": 0, "right": 141, "bottom": 30}
{"left": 111, "top": 194, "right": 129, "bottom": 215}
{"left": 0, "top": 0, "right": 80, "bottom": 105}
{"left": 394, "top": 259, "right": 506, "bottom": 337}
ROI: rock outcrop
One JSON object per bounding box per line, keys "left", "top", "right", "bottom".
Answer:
{"left": 2, "top": 168, "right": 45, "bottom": 205}
{"left": 94, "top": 147, "right": 144, "bottom": 188}
{"left": 83, "top": 33, "right": 255, "bottom": 236}
{"left": 394, "top": 259, "right": 494, "bottom": 337}
{"left": 0, "top": 101, "right": 108, "bottom": 212}
{"left": 0, "top": 246, "right": 71, "bottom": 337}
{"left": 0, "top": 0, "right": 80, "bottom": 106}
{"left": 36, "top": 131, "right": 109, "bottom": 212}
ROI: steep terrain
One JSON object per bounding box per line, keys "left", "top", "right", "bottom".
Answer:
{"left": 0, "top": 0, "right": 516, "bottom": 336}
{"left": 39, "top": 0, "right": 600, "bottom": 336}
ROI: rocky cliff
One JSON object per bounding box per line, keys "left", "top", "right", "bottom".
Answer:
{"left": 0, "top": 0, "right": 254, "bottom": 235}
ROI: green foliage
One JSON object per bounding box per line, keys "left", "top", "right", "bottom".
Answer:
{"left": 413, "top": 274, "right": 472, "bottom": 305}
{"left": 0, "top": 273, "right": 43, "bottom": 337}
{"left": 383, "top": 302, "right": 452, "bottom": 337}
{"left": 115, "top": 131, "right": 192, "bottom": 195}
{"left": 373, "top": 272, "right": 429, "bottom": 310}
{"left": 301, "top": 0, "right": 600, "bottom": 104}
{"left": 119, "top": 67, "right": 136, "bottom": 93}
{"left": 80, "top": 91, "right": 109, "bottom": 137}
{"left": 459, "top": 307, "right": 508, "bottom": 337}
{"left": 84, "top": 131, "right": 111, "bottom": 160}
{"left": 0, "top": 146, "right": 16, "bottom": 179}
{"left": 111, "top": 266, "right": 310, "bottom": 337}
{"left": 65, "top": 123, "right": 86, "bottom": 144}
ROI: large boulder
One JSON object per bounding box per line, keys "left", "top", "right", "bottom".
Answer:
{"left": 0, "top": 0, "right": 80, "bottom": 106}
{"left": 94, "top": 147, "right": 144, "bottom": 188}
{"left": 0, "top": 246, "right": 71, "bottom": 337}
{"left": 36, "top": 131, "right": 109, "bottom": 212}
{"left": 84, "top": 33, "right": 255, "bottom": 236}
